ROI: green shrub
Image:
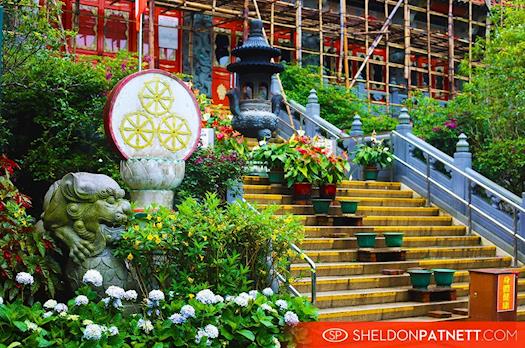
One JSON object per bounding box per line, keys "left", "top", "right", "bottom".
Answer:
{"left": 115, "top": 194, "right": 304, "bottom": 296}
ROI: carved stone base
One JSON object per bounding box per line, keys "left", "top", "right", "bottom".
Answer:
{"left": 130, "top": 190, "right": 174, "bottom": 209}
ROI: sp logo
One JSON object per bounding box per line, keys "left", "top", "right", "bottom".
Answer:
{"left": 322, "top": 328, "right": 349, "bottom": 343}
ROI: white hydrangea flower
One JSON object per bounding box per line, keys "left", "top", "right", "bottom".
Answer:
{"left": 0, "top": 297, "right": 3, "bottom": 305}
{"left": 106, "top": 286, "right": 125, "bottom": 299}
{"left": 83, "top": 324, "right": 103, "bottom": 340}
{"left": 204, "top": 324, "right": 219, "bottom": 339}
{"left": 196, "top": 289, "right": 217, "bottom": 304}
{"left": 67, "top": 314, "right": 79, "bottom": 321}
{"left": 214, "top": 295, "right": 224, "bottom": 303}
{"left": 59, "top": 311, "right": 68, "bottom": 318}
{"left": 248, "top": 290, "right": 258, "bottom": 299}
{"left": 15, "top": 272, "right": 34, "bottom": 285}
{"left": 148, "top": 289, "right": 165, "bottom": 302}
{"left": 108, "top": 326, "right": 119, "bottom": 336}
{"left": 272, "top": 337, "right": 281, "bottom": 348}
{"left": 82, "top": 320, "right": 93, "bottom": 326}
{"left": 43, "top": 311, "right": 53, "bottom": 318}
{"left": 54, "top": 303, "right": 68, "bottom": 313}
{"left": 124, "top": 290, "right": 138, "bottom": 301}
{"left": 180, "top": 305, "right": 195, "bottom": 319}
{"left": 169, "top": 313, "right": 186, "bottom": 324}
{"left": 225, "top": 295, "right": 234, "bottom": 302}
{"left": 284, "top": 311, "right": 299, "bottom": 326}
{"left": 275, "top": 299, "right": 288, "bottom": 311}
{"left": 43, "top": 299, "right": 57, "bottom": 310}
{"left": 101, "top": 297, "right": 111, "bottom": 306}
{"left": 137, "top": 318, "right": 154, "bottom": 333}
{"left": 195, "top": 329, "right": 207, "bottom": 344}
{"left": 82, "top": 270, "right": 103, "bottom": 287}
{"left": 74, "top": 295, "right": 89, "bottom": 306}
{"left": 261, "top": 303, "right": 274, "bottom": 312}
{"left": 262, "top": 288, "right": 274, "bottom": 297}
{"left": 234, "top": 293, "right": 250, "bottom": 307}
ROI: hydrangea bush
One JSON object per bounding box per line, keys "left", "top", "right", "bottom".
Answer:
{"left": 0, "top": 270, "right": 317, "bottom": 347}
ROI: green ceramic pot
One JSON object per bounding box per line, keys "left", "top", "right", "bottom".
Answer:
{"left": 340, "top": 200, "right": 359, "bottom": 214}
{"left": 363, "top": 166, "right": 379, "bottom": 181}
{"left": 355, "top": 232, "right": 377, "bottom": 248}
{"left": 312, "top": 198, "right": 332, "bottom": 215}
{"left": 432, "top": 269, "right": 456, "bottom": 287}
{"left": 408, "top": 269, "right": 433, "bottom": 289}
{"left": 383, "top": 232, "right": 404, "bottom": 247}
{"left": 267, "top": 171, "right": 285, "bottom": 184}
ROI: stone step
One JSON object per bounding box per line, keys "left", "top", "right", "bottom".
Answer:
{"left": 385, "top": 314, "right": 469, "bottom": 322}
{"left": 242, "top": 176, "right": 401, "bottom": 190}
{"left": 292, "top": 270, "right": 525, "bottom": 293}
{"left": 518, "top": 305, "right": 525, "bottom": 321}
{"left": 243, "top": 185, "right": 413, "bottom": 198}
{"left": 301, "top": 246, "right": 497, "bottom": 262}
{"left": 317, "top": 298, "right": 468, "bottom": 321}
{"left": 263, "top": 205, "right": 440, "bottom": 216}
{"left": 299, "top": 235, "right": 482, "bottom": 250}
{"left": 245, "top": 194, "right": 426, "bottom": 206}
{"left": 291, "top": 256, "right": 512, "bottom": 277}
{"left": 363, "top": 216, "right": 453, "bottom": 226}
{"left": 303, "top": 225, "right": 467, "bottom": 238}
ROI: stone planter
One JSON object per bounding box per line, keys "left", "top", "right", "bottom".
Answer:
{"left": 355, "top": 232, "right": 377, "bottom": 248}
{"left": 408, "top": 269, "right": 433, "bottom": 289}
{"left": 383, "top": 232, "right": 404, "bottom": 247}
{"left": 311, "top": 198, "right": 332, "bottom": 215}
{"left": 120, "top": 158, "right": 185, "bottom": 208}
{"left": 340, "top": 200, "right": 359, "bottom": 214}
{"left": 319, "top": 183, "right": 337, "bottom": 200}
{"left": 432, "top": 269, "right": 456, "bottom": 287}
{"left": 363, "top": 165, "right": 379, "bottom": 181}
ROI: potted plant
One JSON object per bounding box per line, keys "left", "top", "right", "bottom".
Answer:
{"left": 355, "top": 232, "right": 377, "bottom": 248}
{"left": 352, "top": 132, "right": 394, "bottom": 181}
{"left": 340, "top": 200, "right": 359, "bottom": 214}
{"left": 383, "top": 232, "right": 404, "bottom": 247}
{"left": 284, "top": 135, "right": 322, "bottom": 202}
{"left": 408, "top": 269, "right": 434, "bottom": 289}
{"left": 251, "top": 141, "right": 290, "bottom": 184}
{"left": 432, "top": 269, "right": 456, "bottom": 287}
{"left": 311, "top": 198, "right": 332, "bottom": 215}
{"left": 318, "top": 152, "right": 350, "bottom": 200}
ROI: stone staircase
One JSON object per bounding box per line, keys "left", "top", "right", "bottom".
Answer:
{"left": 243, "top": 176, "right": 525, "bottom": 321}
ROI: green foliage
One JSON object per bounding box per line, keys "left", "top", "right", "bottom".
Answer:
{"left": 115, "top": 194, "right": 304, "bottom": 296}
{"left": 352, "top": 137, "right": 393, "bottom": 169}
{"left": 251, "top": 142, "right": 294, "bottom": 171}
{"left": 0, "top": 283, "right": 317, "bottom": 347}
{"left": 174, "top": 147, "right": 246, "bottom": 203}
{"left": 0, "top": 157, "right": 61, "bottom": 303}
{"left": 280, "top": 64, "right": 397, "bottom": 134}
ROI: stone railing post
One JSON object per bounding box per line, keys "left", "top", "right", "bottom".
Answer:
{"left": 520, "top": 193, "right": 525, "bottom": 241}
{"left": 349, "top": 114, "right": 364, "bottom": 180}
{"left": 393, "top": 108, "right": 412, "bottom": 180}
{"left": 305, "top": 89, "right": 320, "bottom": 137}
{"left": 452, "top": 133, "right": 472, "bottom": 215}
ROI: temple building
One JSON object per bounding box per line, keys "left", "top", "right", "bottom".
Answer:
{"left": 59, "top": 0, "right": 503, "bottom": 110}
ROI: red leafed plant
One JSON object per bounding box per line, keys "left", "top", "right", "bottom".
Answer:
{"left": 0, "top": 155, "right": 61, "bottom": 304}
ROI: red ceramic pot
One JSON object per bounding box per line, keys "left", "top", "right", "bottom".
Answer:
{"left": 319, "top": 183, "right": 337, "bottom": 200}
{"left": 292, "top": 182, "right": 313, "bottom": 202}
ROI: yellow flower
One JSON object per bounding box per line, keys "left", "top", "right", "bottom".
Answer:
{"left": 188, "top": 294, "right": 195, "bottom": 299}
{"left": 162, "top": 234, "right": 167, "bottom": 239}
{"left": 134, "top": 241, "right": 141, "bottom": 249}
{"left": 168, "top": 214, "right": 176, "bottom": 220}
{"left": 127, "top": 253, "right": 134, "bottom": 261}
{"left": 170, "top": 225, "right": 176, "bottom": 231}
{"left": 187, "top": 277, "right": 194, "bottom": 283}
{"left": 182, "top": 241, "right": 188, "bottom": 246}
{"left": 154, "top": 236, "right": 161, "bottom": 244}
{"left": 271, "top": 234, "right": 276, "bottom": 241}
{"left": 156, "top": 222, "right": 163, "bottom": 229}
{"left": 133, "top": 225, "right": 140, "bottom": 231}
{"left": 188, "top": 231, "right": 193, "bottom": 237}
{"left": 203, "top": 236, "right": 207, "bottom": 241}
{"left": 147, "top": 234, "right": 154, "bottom": 241}
{"left": 157, "top": 216, "right": 162, "bottom": 222}
{"left": 146, "top": 214, "right": 152, "bottom": 220}
{"left": 199, "top": 255, "right": 204, "bottom": 261}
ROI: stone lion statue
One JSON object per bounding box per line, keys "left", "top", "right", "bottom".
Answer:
{"left": 37, "top": 172, "right": 134, "bottom": 291}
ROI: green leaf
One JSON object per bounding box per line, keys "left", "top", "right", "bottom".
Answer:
{"left": 237, "top": 329, "right": 256, "bottom": 341}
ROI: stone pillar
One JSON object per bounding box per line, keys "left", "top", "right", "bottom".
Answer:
{"left": 349, "top": 114, "right": 364, "bottom": 180}
{"left": 520, "top": 193, "right": 525, "bottom": 240}
{"left": 452, "top": 134, "right": 472, "bottom": 215}
{"left": 305, "top": 89, "right": 320, "bottom": 137}
{"left": 393, "top": 108, "right": 413, "bottom": 180}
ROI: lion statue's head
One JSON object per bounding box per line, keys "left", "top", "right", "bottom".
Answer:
{"left": 41, "top": 172, "right": 131, "bottom": 265}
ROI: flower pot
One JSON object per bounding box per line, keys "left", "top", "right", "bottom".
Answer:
{"left": 340, "top": 200, "right": 359, "bottom": 214}
{"left": 363, "top": 166, "right": 379, "bottom": 181}
{"left": 268, "top": 171, "right": 285, "bottom": 184}
{"left": 383, "top": 232, "right": 404, "bottom": 247}
{"left": 355, "top": 233, "right": 377, "bottom": 248}
{"left": 292, "top": 182, "right": 313, "bottom": 202}
{"left": 432, "top": 269, "right": 456, "bottom": 287}
{"left": 319, "top": 183, "right": 337, "bottom": 200}
{"left": 408, "top": 269, "right": 433, "bottom": 289}
{"left": 311, "top": 198, "right": 332, "bottom": 215}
